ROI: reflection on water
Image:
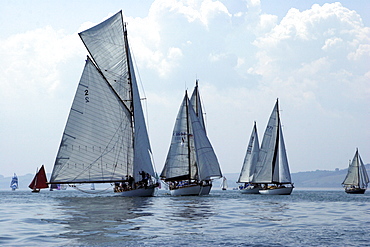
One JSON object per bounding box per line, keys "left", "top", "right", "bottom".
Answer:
{"left": 1, "top": 189, "right": 370, "bottom": 246}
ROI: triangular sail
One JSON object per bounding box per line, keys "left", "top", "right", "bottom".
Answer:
{"left": 190, "top": 80, "right": 206, "bottom": 132}
{"left": 79, "top": 11, "right": 130, "bottom": 110}
{"left": 238, "top": 122, "right": 260, "bottom": 183}
{"left": 29, "top": 165, "right": 48, "bottom": 189}
{"left": 188, "top": 100, "right": 222, "bottom": 180}
{"left": 161, "top": 93, "right": 197, "bottom": 181}
{"left": 50, "top": 57, "right": 134, "bottom": 183}
{"left": 273, "top": 125, "right": 292, "bottom": 183}
{"left": 253, "top": 102, "right": 279, "bottom": 183}
{"left": 343, "top": 149, "right": 370, "bottom": 188}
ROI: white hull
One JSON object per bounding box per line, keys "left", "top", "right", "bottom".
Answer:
{"left": 240, "top": 186, "right": 260, "bottom": 194}
{"left": 259, "top": 186, "right": 293, "bottom": 195}
{"left": 199, "top": 184, "right": 212, "bottom": 195}
{"left": 170, "top": 184, "right": 201, "bottom": 196}
{"left": 117, "top": 186, "right": 156, "bottom": 197}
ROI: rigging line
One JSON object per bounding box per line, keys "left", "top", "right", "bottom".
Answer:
{"left": 129, "top": 39, "right": 151, "bottom": 131}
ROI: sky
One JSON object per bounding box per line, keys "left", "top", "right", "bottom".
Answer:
{"left": 1, "top": 0, "right": 369, "bottom": 177}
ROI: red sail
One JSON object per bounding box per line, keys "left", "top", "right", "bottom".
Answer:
{"left": 29, "top": 165, "right": 49, "bottom": 189}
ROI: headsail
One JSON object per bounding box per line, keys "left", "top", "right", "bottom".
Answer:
{"left": 238, "top": 122, "right": 260, "bottom": 183}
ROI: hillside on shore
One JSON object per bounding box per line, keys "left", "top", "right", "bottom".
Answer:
{"left": 1, "top": 164, "right": 369, "bottom": 190}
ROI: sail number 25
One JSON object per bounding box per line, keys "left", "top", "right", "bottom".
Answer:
{"left": 84, "top": 89, "right": 89, "bottom": 103}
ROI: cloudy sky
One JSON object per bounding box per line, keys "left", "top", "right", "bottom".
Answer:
{"left": 1, "top": 0, "right": 369, "bottom": 178}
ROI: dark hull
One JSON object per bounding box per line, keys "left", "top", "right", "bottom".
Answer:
{"left": 345, "top": 188, "right": 366, "bottom": 194}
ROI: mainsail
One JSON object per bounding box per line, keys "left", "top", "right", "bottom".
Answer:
{"left": 238, "top": 122, "right": 260, "bottom": 183}
{"left": 50, "top": 11, "right": 154, "bottom": 185}
{"left": 342, "top": 149, "right": 369, "bottom": 189}
{"left": 29, "top": 165, "right": 48, "bottom": 190}
{"left": 253, "top": 100, "right": 292, "bottom": 184}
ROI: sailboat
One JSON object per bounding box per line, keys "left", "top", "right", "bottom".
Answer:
{"left": 29, "top": 165, "right": 49, "bottom": 192}
{"left": 49, "top": 11, "right": 158, "bottom": 197}
{"left": 221, "top": 176, "right": 228, "bottom": 190}
{"left": 10, "top": 173, "right": 18, "bottom": 191}
{"left": 238, "top": 122, "right": 261, "bottom": 194}
{"left": 342, "top": 149, "right": 369, "bottom": 194}
{"left": 160, "top": 86, "right": 222, "bottom": 196}
{"left": 253, "top": 99, "right": 294, "bottom": 195}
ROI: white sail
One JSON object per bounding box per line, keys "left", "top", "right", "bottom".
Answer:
{"left": 253, "top": 100, "right": 292, "bottom": 184}
{"left": 161, "top": 94, "right": 197, "bottom": 181}
{"left": 190, "top": 80, "right": 206, "bottom": 132}
{"left": 50, "top": 11, "right": 154, "bottom": 186}
{"left": 188, "top": 100, "right": 222, "bottom": 180}
{"left": 342, "top": 149, "right": 369, "bottom": 188}
{"left": 238, "top": 122, "right": 260, "bottom": 183}
{"left": 253, "top": 102, "right": 278, "bottom": 183}
{"left": 161, "top": 92, "right": 221, "bottom": 182}
{"left": 79, "top": 11, "right": 130, "bottom": 110}
{"left": 50, "top": 57, "right": 133, "bottom": 183}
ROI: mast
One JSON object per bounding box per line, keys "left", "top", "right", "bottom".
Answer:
{"left": 272, "top": 99, "right": 280, "bottom": 183}
{"left": 185, "top": 91, "right": 192, "bottom": 183}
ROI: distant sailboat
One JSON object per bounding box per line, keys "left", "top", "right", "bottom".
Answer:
{"left": 10, "top": 173, "right": 18, "bottom": 191}
{"left": 160, "top": 85, "right": 222, "bottom": 196}
{"left": 238, "top": 122, "right": 261, "bottom": 194}
{"left": 342, "top": 149, "right": 369, "bottom": 194}
{"left": 253, "top": 99, "right": 294, "bottom": 195}
{"left": 29, "top": 165, "right": 48, "bottom": 193}
{"left": 90, "top": 183, "right": 95, "bottom": 190}
{"left": 49, "top": 11, "right": 158, "bottom": 197}
{"left": 221, "top": 176, "right": 228, "bottom": 190}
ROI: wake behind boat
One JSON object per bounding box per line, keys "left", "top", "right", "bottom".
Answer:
{"left": 160, "top": 82, "right": 222, "bottom": 196}
{"left": 342, "top": 148, "right": 369, "bottom": 194}
{"left": 49, "top": 11, "right": 158, "bottom": 197}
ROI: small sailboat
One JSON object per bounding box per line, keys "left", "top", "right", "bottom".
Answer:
{"left": 29, "top": 165, "right": 49, "bottom": 193}
{"left": 238, "top": 122, "right": 261, "bottom": 194}
{"left": 49, "top": 11, "right": 158, "bottom": 197}
{"left": 221, "top": 176, "right": 228, "bottom": 190}
{"left": 253, "top": 99, "right": 294, "bottom": 195}
{"left": 10, "top": 173, "right": 18, "bottom": 191}
{"left": 342, "top": 149, "right": 369, "bottom": 194}
{"left": 160, "top": 85, "right": 222, "bottom": 196}
{"left": 90, "top": 183, "right": 95, "bottom": 190}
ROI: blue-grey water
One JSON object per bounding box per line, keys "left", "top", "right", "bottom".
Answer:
{"left": 1, "top": 189, "right": 369, "bottom": 247}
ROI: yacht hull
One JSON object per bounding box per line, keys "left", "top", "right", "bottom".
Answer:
{"left": 259, "top": 186, "right": 293, "bottom": 195}
{"left": 170, "top": 184, "right": 201, "bottom": 196}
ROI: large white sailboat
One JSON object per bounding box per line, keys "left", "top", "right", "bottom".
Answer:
{"left": 238, "top": 122, "right": 261, "bottom": 194}
{"left": 253, "top": 99, "right": 294, "bottom": 195}
{"left": 49, "top": 11, "right": 158, "bottom": 197}
{"left": 160, "top": 84, "right": 222, "bottom": 196}
{"left": 342, "top": 149, "right": 369, "bottom": 194}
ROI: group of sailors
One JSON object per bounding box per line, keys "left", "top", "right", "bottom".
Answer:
{"left": 168, "top": 179, "right": 211, "bottom": 189}
{"left": 114, "top": 171, "right": 152, "bottom": 192}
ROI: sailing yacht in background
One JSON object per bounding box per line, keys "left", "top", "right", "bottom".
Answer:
{"left": 221, "top": 176, "right": 228, "bottom": 190}
{"left": 160, "top": 84, "right": 222, "bottom": 196}
{"left": 49, "top": 11, "right": 158, "bottom": 197}
{"left": 29, "top": 165, "right": 48, "bottom": 192}
{"left": 342, "top": 149, "right": 369, "bottom": 194}
{"left": 253, "top": 99, "right": 294, "bottom": 195}
{"left": 238, "top": 122, "right": 261, "bottom": 194}
{"left": 10, "top": 173, "right": 18, "bottom": 191}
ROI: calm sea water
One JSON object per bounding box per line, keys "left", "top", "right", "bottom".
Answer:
{"left": 1, "top": 188, "right": 369, "bottom": 247}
